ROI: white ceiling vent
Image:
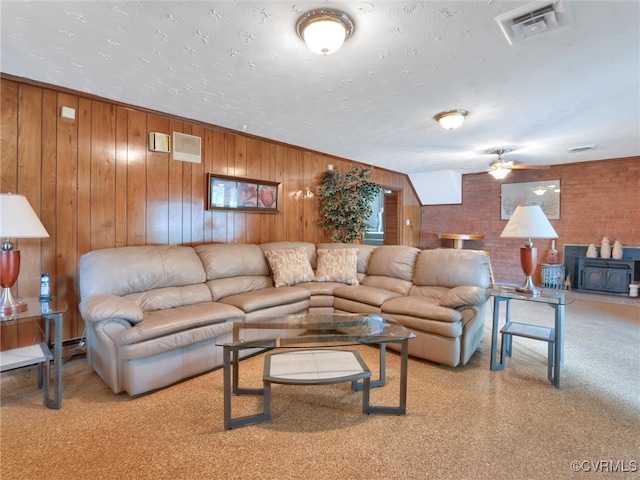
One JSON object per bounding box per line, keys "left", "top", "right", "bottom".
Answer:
{"left": 496, "top": 0, "right": 574, "bottom": 45}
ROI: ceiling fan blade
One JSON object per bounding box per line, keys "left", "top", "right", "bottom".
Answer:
{"left": 510, "top": 164, "right": 550, "bottom": 170}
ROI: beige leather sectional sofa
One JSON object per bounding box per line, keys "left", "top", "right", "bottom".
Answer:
{"left": 78, "top": 242, "right": 492, "bottom": 396}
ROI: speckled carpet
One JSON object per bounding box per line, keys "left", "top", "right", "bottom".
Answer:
{"left": 1, "top": 299, "right": 638, "bottom": 480}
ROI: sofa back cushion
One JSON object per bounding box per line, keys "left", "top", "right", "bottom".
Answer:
{"left": 364, "top": 246, "right": 420, "bottom": 281}
{"left": 413, "top": 249, "right": 491, "bottom": 288}
{"left": 196, "top": 244, "right": 270, "bottom": 279}
{"left": 195, "top": 244, "right": 273, "bottom": 300}
{"left": 79, "top": 245, "right": 207, "bottom": 300}
{"left": 360, "top": 246, "right": 420, "bottom": 296}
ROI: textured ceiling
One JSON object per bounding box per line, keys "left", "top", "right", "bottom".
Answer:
{"left": 1, "top": 1, "right": 639, "bottom": 176}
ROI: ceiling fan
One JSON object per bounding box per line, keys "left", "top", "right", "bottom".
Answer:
{"left": 486, "top": 148, "right": 549, "bottom": 179}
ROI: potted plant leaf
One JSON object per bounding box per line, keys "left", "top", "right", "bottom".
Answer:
{"left": 317, "top": 166, "right": 383, "bottom": 243}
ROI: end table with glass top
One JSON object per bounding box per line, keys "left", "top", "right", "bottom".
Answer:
{"left": 216, "top": 313, "right": 415, "bottom": 430}
{"left": 0, "top": 297, "right": 67, "bottom": 409}
{"left": 489, "top": 287, "right": 573, "bottom": 388}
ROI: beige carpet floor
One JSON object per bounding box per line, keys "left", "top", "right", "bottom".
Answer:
{"left": 1, "top": 299, "right": 639, "bottom": 480}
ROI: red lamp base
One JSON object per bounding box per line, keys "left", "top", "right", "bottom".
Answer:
{"left": 515, "top": 246, "right": 541, "bottom": 296}
{"left": 1, "top": 250, "right": 27, "bottom": 316}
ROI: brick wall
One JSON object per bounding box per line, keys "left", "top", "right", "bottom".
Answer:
{"left": 420, "top": 157, "right": 640, "bottom": 286}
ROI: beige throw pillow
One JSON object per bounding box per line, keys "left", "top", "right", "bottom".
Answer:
{"left": 315, "top": 248, "right": 359, "bottom": 285}
{"left": 264, "top": 247, "right": 315, "bottom": 287}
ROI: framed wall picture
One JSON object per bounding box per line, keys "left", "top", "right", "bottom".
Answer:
{"left": 207, "top": 174, "right": 279, "bottom": 212}
{"left": 500, "top": 180, "right": 561, "bottom": 220}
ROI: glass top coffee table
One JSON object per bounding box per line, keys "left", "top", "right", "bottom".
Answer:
{"left": 216, "top": 313, "right": 415, "bottom": 429}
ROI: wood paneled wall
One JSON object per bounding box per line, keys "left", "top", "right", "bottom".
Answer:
{"left": 0, "top": 77, "right": 422, "bottom": 349}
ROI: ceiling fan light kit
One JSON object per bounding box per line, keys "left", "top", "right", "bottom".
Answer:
{"left": 297, "top": 9, "right": 355, "bottom": 55}
{"left": 434, "top": 110, "right": 469, "bottom": 130}
{"left": 485, "top": 147, "right": 550, "bottom": 179}
{"left": 488, "top": 166, "right": 511, "bottom": 179}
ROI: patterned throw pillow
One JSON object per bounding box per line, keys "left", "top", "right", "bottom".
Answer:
{"left": 264, "top": 247, "right": 315, "bottom": 287}
{"left": 315, "top": 248, "right": 359, "bottom": 285}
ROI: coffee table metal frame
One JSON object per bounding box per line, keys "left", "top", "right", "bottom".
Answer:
{"left": 218, "top": 313, "right": 415, "bottom": 430}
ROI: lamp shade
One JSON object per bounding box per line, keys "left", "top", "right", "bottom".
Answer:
{"left": 500, "top": 204, "right": 558, "bottom": 239}
{"left": 0, "top": 193, "right": 49, "bottom": 239}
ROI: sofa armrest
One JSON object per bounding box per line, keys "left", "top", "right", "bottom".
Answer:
{"left": 79, "top": 295, "right": 143, "bottom": 325}
{"left": 439, "top": 286, "right": 489, "bottom": 309}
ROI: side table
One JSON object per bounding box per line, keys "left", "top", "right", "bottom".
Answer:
{"left": 0, "top": 297, "right": 67, "bottom": 409}
{"left": 489, "top": 288, "right": 572, "bottom": 388}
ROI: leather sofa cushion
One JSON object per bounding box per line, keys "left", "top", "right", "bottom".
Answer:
{"left": 119, "top": 321, "right": 235, "bottom": 361}
{"left": 382, "top": 296, "right": 463, "bottom": 323}
{"left": 206, "top": 276, "right": 273, "bottom": 302}
{"left": 366, "top": 245, "right": 420, "bottom": 281}
{"left": 384, "top": 313, "right": 463, "bottom": 338}
{"left": 408, "top": 285, "right": 449, "bottom": 299}
{"left": 413, "top": 249, "right": 491, "bottom": 288}
{"left": 79, "top": 294, "right": 144, "bottom": 325}
{"left": 79, "top": 245, "right": 206, "bottom": 299}
{"left": 113, "top": 302, "right": 244, "bottom": 347}
{"left": 362, "top": 275, "right": 413, "bottom": 296}
{"left": 126, "top": 284, "right": 212, "bottom": 312}
{"left": 439, "top": 286, "right": 490, "bottom": 308}
{"left": 219, "top": 286, "right": 310, "bottom": 313}
{"left": 296, "top": 281, "right": 343, "bottom": 296}
{"left": 333, "top": 285, "right": 402, "bottom": 307}
{"left": 196, "top": 244, "right": 270, "bottom": 279}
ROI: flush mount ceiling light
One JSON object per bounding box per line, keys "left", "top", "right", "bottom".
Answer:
{"left": 434, "top": 110, "right": 469, "bottom": 130}
{"left": 296, "top": 9, "right": 355, "bottom": 55}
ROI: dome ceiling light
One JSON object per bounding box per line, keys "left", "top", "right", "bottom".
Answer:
{"left": 296, "top": 9, "right": 355, "bottom": 55}
{"left": 434, "top": 110, "right": 469, "bottom": 130}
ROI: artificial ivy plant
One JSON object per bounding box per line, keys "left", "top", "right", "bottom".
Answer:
{"left": 317, "top": 166, "right": 383, "bottom": 243}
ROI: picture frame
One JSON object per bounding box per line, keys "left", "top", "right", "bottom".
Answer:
{"left": 207, "top": 174, "right": 279, "bottom": 212}
{"left": 500, "top": 180, "right": 561, "bottom": 220}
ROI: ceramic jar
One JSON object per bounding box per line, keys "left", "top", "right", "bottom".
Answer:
{"left": 612, "top": 240, "right": 623, "bottom": 259}
{"left": 586, "top": 244, "right": 598, "bottom": 258}
{"left": 600, "top": 237, "right": 611, "bottom": 259}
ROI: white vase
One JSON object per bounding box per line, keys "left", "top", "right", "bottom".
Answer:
{"left": 586, "top": 244, "right": 597, "bottom": 258}
{"left": 600, "top": 237, "right": 611, "bottom": 259}
{"left": 612, "top": 240, "right": 623, "bottom": 259}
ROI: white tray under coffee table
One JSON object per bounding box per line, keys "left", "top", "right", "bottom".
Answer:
{"left": 263, "top": 349, "right": 372, "bottom": 420}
